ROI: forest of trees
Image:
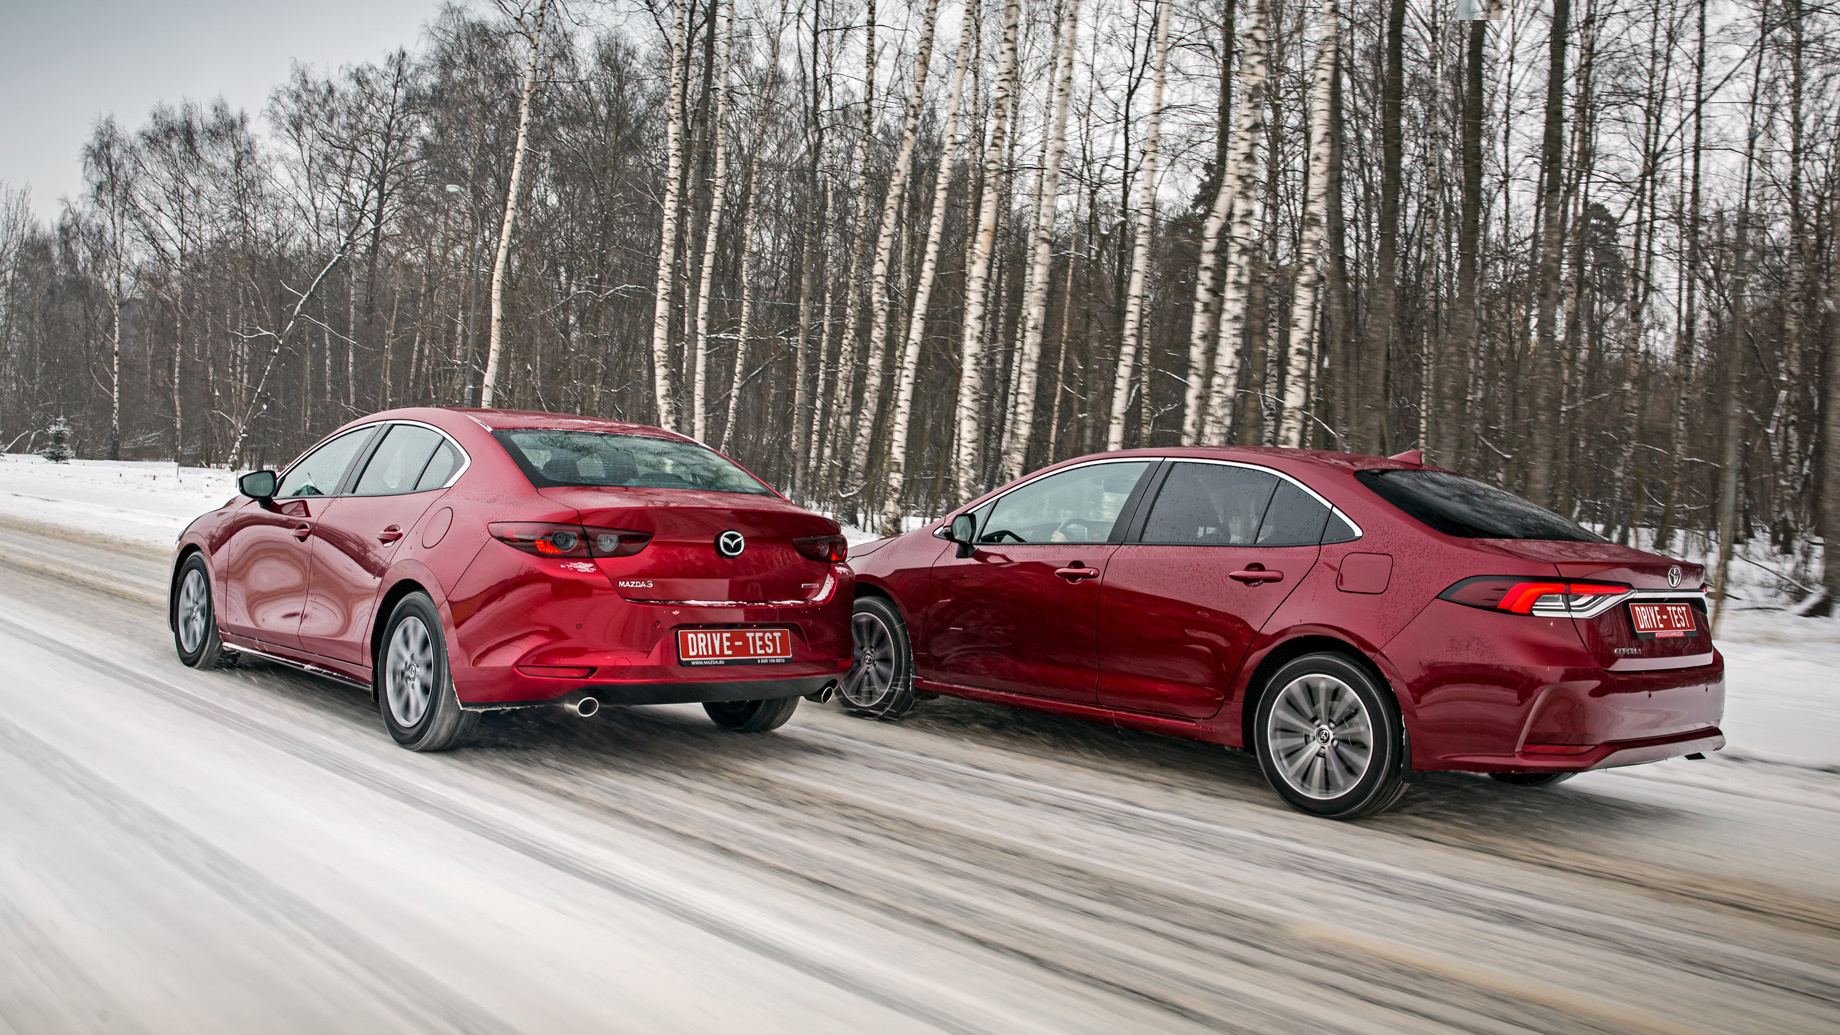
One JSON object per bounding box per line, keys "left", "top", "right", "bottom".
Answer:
{"left": 1, "top": 0, "right": 1836, "bottom": 606}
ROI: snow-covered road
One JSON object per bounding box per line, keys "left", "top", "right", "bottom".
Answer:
{"left": 1, "top": 461, "right": 1838, "bottom": 1033}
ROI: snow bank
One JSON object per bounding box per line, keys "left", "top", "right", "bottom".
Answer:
{"left": 0, "top": 454, "right": 238, "bottom": 549}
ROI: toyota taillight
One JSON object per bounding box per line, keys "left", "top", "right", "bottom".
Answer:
{"left": 794, "top": 534, "right": 849, "bottom": 563}
{"left": 1438, "top": 576, "right": 1631, "bottom": 618}
{"left": 490, "top": 522, "right": 651, "bottom": 558}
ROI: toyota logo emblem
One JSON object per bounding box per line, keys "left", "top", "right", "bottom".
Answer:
{"left": 716, "top": 530, "right": 746, "bottom": 558}
{"left": 1667, "top": 565, "right": 1682, "bottom": 589}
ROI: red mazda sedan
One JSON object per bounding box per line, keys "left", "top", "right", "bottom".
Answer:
{"left": 842, "top": 448, "right": 1724, "bottom": 818}
{"left": 170, "top": 408, "right": 854, "bottom": 750}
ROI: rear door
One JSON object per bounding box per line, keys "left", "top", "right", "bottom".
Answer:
{"left": 1095, "top": 462, "right": 1325, "bottom": 719}
{"left": 924, "top": 460, "right": 1155, "bottom": 704}
{"left": 300, "top": 424, "right": 456, "bottom": 663}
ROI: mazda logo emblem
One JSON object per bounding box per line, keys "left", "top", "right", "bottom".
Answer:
{"left": 1667, "top": 565, "right": 1682, "bottom": 589}
{"left": 716, "top": 531, "right": 746, "bottom": 558}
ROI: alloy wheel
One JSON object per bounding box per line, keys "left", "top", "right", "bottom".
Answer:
{"left": 177, "top": 568, "right": 209, "bottom": 654}
{"left": 1265, "top": 673, "right": 1375, "bottom": 800}
{"left": 841, "top": 611, "right": 897, "bottom": 708}
{"left": 386, "top": 615, "right": 436, "bottom": 727}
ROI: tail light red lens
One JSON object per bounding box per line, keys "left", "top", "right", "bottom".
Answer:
{"left": 1439, "top": 576, "right": 1631, "bottom": 616}
{"left": 794, "top": 534, "right": 849, "bottom": 563}
{"left": 491, "top": 522, "right": 651, "bottom": 558}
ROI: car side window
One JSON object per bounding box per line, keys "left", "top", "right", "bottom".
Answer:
{"left": 276, "top": 428, "right": 375, "bottom": 499}
{"left": 1255, "top": 480, "right": 1332, "bottom": 546}
{"left": 1140, "top": 463, "right": 1278, "bottom": 546}
{"left": 415, "top": 441, "right": 464, "bottom": 492}
{"left": 354, "top": 425, "right": 446, "bottom": 496}
{"left": 979, "top": 462, "right": 1151, "bottom": 545}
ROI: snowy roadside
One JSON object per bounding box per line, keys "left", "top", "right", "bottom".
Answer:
{"left": 1, "top": 454, "right": 1833, "bottom": 776}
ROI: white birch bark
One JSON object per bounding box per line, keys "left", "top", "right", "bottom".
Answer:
{"left": 1105, "top": 0, "right": 1172, "bottom": 451}
{"left": 1199, "top": 0, "right": 1271, "bottom": 445}
{"left": 716, "top": 0, "right": 792, "bottom": 453}
{"left": 954, "top": 0, "right": 1022, "bottom": 498}
{"left": 879, "top": 0, "right": 979, "bottom": 534}
{"left": 691, "top": 0, "right": 735, "bottom": 441}
{"left": 646, "top": 0, "right": 694, "bottom": 430}
{"left": 1184, "top": 6, "right": 1258, "bottom": 444}
{"left": 1278, "top": 0, "right": 1338, "bottom": 448}
{"left": 996, "top": 0, "right": 1081, "bottom": 482}
{"left": 479, "top": 0, "right": 550, "bottom": 408}
{"left": 844, "top": 0, "right": 944, "bottom": 493}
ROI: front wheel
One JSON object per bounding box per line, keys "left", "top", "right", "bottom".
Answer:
{"left": 377, "top": 593, "right": 478, "bottom": 751}
{"left": 172, "top": 554, "right": 232, "bottom": 669}
{"left": 838, "top": 595, "right": 917, "bottom": 720}
{"left": 1253, "top": 653, "right": 1408, "bottom": 820}
{"left": 704, "top": 696, "right": 799, "bottom": 732}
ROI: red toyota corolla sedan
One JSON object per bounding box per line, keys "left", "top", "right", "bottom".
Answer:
{"left": 842, "top": 447, "right": 1724, "bottom": 818}
{"left": 170, "top": 408, "right": 854, "bottom": 750}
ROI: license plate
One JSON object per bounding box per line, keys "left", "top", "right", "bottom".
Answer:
{"left": 1628, "top": 602, "right": 1697, "bottom": 638}
{"left": 677, "top": 628, "right": 792, "bottom": 666}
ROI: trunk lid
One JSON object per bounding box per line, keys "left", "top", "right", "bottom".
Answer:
{"left": 1481, "top": 539, "right": 1712, "bottom": 669}
{"left": 539, "top": 486, "right": 839, "bottom": 603}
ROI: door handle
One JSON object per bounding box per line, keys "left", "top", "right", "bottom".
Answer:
{"left": 1054, "top": 565, "right": 1100, "bottom": 583}
{"left": 377, "top": 526, "right": 404, "bottom": 543}
{"left": 1229, "top": 566, "right": 1283, "bottom": 584}
{"left": 291, "top": 523, "right": 312, "bottom": 542}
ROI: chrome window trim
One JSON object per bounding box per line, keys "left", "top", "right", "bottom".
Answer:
{"left": 276, "top": 420, "right": 472, "bottom": 500}
{"left": 374, "top": 418, "right": 473, "bottom": 494}
{"left": 1149, "top": 457, "right": 1364, "bottom": 542}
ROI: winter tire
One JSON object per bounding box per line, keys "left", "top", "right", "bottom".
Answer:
{"left": 704, "top": 695, "right": 799, "bottom": 732}
{"left": 377, "top": 592, "right": 478, "bottom": 751}
{"left": 837, "top": 595, "right": 918, "bottom": 721}
{"left": 172, "top": 554, "right": 232, "bottom": 669}
{"left": 1489, "top": 771, "right": 1575, "bottom": 787}
{"left": 1254, "top": 652, "right": 1408, "bottom": 820}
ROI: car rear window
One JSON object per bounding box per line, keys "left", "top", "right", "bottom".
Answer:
{"left": 495, "top": 430, "right": 774, "bottom": 496}
{"left": 1355, "top": 469, "right": 1603, "bottom": 541}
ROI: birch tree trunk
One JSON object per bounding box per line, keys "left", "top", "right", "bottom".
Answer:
{"left": 645, "top": 0, "right": 693, "bottom": 430}
{"left": 1441, "top": 15, "right": 1486, "bottom": 467}
{"left": 690, "top": 0, "right": 734, "bottom": 441}
{"left": 997, "top": 0, "right": 1082, "bottom": 482}
{"left": 1104, "top": 0, "right": 1172, "bottom": 452}
{"left": 823, "top": 0, "right": 877, "bottom": 499}
{"left": 844, "top": 0, "right": 943, "bottom": 493}
{"left": 954, "top": 0, "right": 1021, "bottom": 498}
{"left": 1199, "top": 0, "right": 1270, "bottom": 445}
{"left": 479, "top": 0, "right": 550, "bottom": 408}
{"left": 880, "top": 0, "right": 978, "bottom": 533}
{"left": 1278, "top": 0, "right": 1339, "bottom": 448}
{"left": 1524, "top": 0, "right": 1570, "bottom": 504}
{"left": 717, "top": 0, "right": 791, "bottom": 453}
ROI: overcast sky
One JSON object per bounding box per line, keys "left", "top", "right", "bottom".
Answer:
{"left": 0, "top": 0, "right": 461, "bottom": 217}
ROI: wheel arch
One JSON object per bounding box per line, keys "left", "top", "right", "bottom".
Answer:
{"left": 1236, "top": 634, "right": 1405, "bottom": 762}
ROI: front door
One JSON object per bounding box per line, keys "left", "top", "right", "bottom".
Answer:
{"left": 215, "top": 426, "right": 378, "bottom": 650}
{"left": 1097, "top": 462, "right": 1324, "bottom": 718}
{"left": 300, "top": 424, "right": 449, "bottom": 663}
{"left": 924, "top": 460, "right": 1154, "bottom": 703}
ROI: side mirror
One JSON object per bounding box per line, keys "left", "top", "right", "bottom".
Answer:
{"left": 239, "top": 470, "right": 278, "bottom": 502}
{"left": 948, "top": 513, "right": 978, "bottom": 558}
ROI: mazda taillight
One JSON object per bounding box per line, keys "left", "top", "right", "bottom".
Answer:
{"left": 490, "top": 522, "right": 651, "bottom": 558}
{"left": 1438, "top": 576, "right": 1631, "bottom": 618}
{"left": 794, "top": 534, "right": 849, "bottom": 563}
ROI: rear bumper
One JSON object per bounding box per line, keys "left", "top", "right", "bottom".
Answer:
{"left": 462, "top": 672, "right": 839, "bottom": 711}
{"left": 1437, "top": 726, "right": 1726, "bottom": 774}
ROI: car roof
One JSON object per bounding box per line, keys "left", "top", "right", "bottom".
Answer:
{"left": 356, "top": 407, "right": 691, "bottom": 442}
{"left": 1056, "top": 445, "right": 1441, "bottom": 476}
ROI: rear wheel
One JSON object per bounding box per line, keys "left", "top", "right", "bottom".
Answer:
{"left": 1489, "top": 771, "right": 1574, "bottom": 787}
{"left": 838, "top": 595, "right": 917, "bottom": 720}
{"left": 172, "top": 554, "right": 232, "bottom": 669}
{"left": 704, "top": 696, "right": 799, "bottom": 732}
{"left": 1254, "top": 653, "right": 1408, "bottom": 820}
{"left": 377, "top": 593, "right": 478, "bottom": 751}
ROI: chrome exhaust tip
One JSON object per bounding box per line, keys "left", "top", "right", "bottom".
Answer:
{"left": 571, "top": 696, "right": 600, "bottom": 718}
{"left": 805, "top": 680, "right": 838, "bottom": 704}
